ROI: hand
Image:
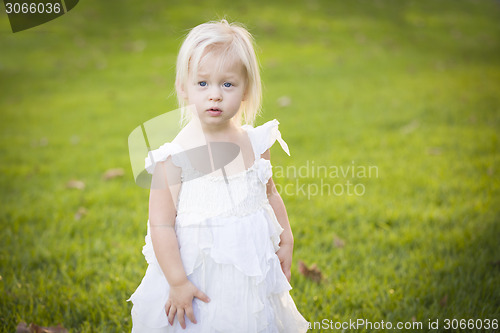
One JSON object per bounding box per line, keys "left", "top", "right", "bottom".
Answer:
{"left": 165, "top": 279, "right": 210, "bottom": 329}
{"left": 276, "top": 242, "right": 293, "bottom": 281}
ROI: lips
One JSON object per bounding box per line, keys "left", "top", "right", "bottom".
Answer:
{"left": 207, "top": 107, "right": 222, "bottom": 116}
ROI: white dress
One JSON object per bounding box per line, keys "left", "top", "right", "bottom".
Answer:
{"left": 127, "top": 119, "right": 309, "bottom": 332}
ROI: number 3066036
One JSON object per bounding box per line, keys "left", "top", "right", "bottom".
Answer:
{"left": 5, "top": 1, "right": 62, "bottom": 14}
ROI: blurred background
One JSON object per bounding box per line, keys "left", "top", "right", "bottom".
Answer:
{"left": 1, "top": 0, "right": 499, "bottom": 332}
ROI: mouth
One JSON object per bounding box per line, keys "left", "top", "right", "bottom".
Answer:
{"left": 206, "top": 107, "right": 222, "bottom": 117}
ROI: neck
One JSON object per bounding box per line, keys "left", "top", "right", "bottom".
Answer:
{"left": 201, "top": 119, "right": 239, "bottom": 140}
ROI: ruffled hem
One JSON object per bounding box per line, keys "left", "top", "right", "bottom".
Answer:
{"left": 140, "top": 204, "right": 283, "bottom": 278}
{"left": 128, "top": 252, "right": 308, "bottom": 333}
{"left": 176, "top": 206, "right": 282, "bottom": 280}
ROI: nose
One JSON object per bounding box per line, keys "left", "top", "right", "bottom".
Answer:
{"left": 209, "top": 86, "right": 222, "bottom": 102}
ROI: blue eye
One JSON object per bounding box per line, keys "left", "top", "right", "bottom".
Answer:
{"left": 198, "top": 81, "right": 207, "bottom": 87}
{"left": 223, "top": 82, "right": 232, "bottom": 88}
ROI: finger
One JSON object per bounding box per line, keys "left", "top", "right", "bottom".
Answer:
{"left": 168, "top": 306, "right": 176, "bottom": 326}
{"left": 185, "top": 306, "right": 197, "bottom": 324}
{"left": 165, "top": 300, "right": 171, "bottom": 316}
{"left": 195, "top": 289, "right": 211, "bottom": 303}
{"left": 177, "top": 308, "right": 186, "bottom": 329}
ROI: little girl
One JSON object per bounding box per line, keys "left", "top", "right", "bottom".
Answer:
{"left": 128, "top": 20, "right": 309, "bottom": 332}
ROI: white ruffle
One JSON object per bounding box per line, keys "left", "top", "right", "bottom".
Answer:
{"left": 145, "top": 142, "right": 184, "bottom": 175}
{"left": 129, "top": 254, "right": 308, "bottom": 332}
{"left": 256, "top": 158, "right": 273, "bottom": 184}
{"left": 175, "top": 204, "right": 285, "bottom": 278}
{"left": 243, "top": 119, "right": 290, "bottom": 157}
{"left": 136, "top": 204, "right": 283, "bottom": 281}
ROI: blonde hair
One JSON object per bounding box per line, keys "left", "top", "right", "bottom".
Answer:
{"left": 175, "top": 19, "right": 262, "bottom": 126}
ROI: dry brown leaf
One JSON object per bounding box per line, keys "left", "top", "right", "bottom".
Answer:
{"left": 65, "top": 179, "right": 85, "bottom": 190}
{"left": 439, "top": 294, "right": 448, "bottom": 307}
{"left": 39, "top": 137, "right": 49, "bottom": 147}
{"left": 70, "top": 135, "right": 80, "bottom": 145}
{"left": 333, "top": 235, "right": 345, "bottom": 248}
{"left": 103, "top": 168, "right": 125, "bottom": 180}
{"left": 74, "top": 207, "right": 88, "bottom": 220}
{"left": 16, "top": 322, "right": 68, "bottom": 333}
{"left": 427, "top": 147, "right": 442, "bottom": 156}
{"left": 277, "top": 96, "right": 291, "bottom": 108}
{"left": 16, "top": 322, "right": 30, "bottom": 333}
{"left": 124, "top": 40, "right": 146, "bottom": 53}
{"left": 400, "top": 120, "right": 419, "bottom": 134}
{"left": 298, "top": 260, "right": 323, "bottom": 283}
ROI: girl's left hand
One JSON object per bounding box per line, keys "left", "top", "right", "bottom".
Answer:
{"left": 276, "top": 243, "right": 293, "bottom": 281}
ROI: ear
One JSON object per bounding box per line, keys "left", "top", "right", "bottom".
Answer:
{"left": 176, "top": 80, "right": 188, "bottom": 101}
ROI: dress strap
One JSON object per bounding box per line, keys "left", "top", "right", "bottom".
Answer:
{"left": 242, "top": 119, "right": 290, "bottom": 158}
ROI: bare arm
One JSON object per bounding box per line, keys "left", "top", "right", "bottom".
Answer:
{"left": 149, "top": 158, "right": 209, "bottom": 328}
{"left": 262, "top": 149, "right": 294, "bottom": 281}
{"left": 149, "top": 158, "right": 185, "bottom": 284}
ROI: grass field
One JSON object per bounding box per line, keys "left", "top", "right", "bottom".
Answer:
{"left": 1, "top": 0, "right": 499, "bottom": 332}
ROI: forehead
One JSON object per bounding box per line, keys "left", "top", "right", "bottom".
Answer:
{"left": 193, "top": 48, "right": 246, "bottom": 78}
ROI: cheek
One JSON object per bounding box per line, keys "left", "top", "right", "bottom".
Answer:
{"left": 187, "top": 87, "right": 202, "bottom": 102}
{"left": 230, "top": 88, "right": 245, "bottom": 101}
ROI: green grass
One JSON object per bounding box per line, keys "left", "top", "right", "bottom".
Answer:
{"left": 1, "top": 0, "right": 499, "bottom": 332}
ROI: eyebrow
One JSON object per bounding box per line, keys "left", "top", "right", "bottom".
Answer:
{"left": 196, "top": 72, "right": 209, "bottom": 77}
{"left": 195, "top": 72, "right": 241, "bottom": 81}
